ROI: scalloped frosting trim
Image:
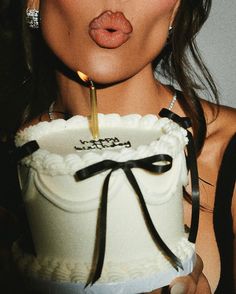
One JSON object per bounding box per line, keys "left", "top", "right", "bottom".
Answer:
{"left": 12, "top": 237, "right": 194, "bottom": 283}
{"left": 15, "top": 114, "right": 188, "bottom": 175}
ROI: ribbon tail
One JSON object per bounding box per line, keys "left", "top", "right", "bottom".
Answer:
{"left": 86, "top": 170, "right": 112, "bottom": 287}
{"left": 159, "top": 108, "right": 200, "bottom": 243}
{"left": 186, "top": 131, "right": 200, "bottom": 243}
{"left": 123, "top": 167, "right": 183, "bottom": 271}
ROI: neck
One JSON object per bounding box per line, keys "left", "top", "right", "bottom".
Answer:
{"left": 55, "top": 64, "right": 174, "bottom": 116}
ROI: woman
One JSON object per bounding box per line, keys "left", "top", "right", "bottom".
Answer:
{"left": 0, "top": 0, "right": 235, "bottom": 293}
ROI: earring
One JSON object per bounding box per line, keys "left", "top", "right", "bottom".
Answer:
{"left": 167, "top": 26, "right": 173, "bottom": 44}
{"left": 26, "top": 8, "right": 39, "bottom": 29}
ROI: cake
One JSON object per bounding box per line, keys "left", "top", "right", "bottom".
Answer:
{"left": 13, "top": 112, "right": 197, "bottom": 294}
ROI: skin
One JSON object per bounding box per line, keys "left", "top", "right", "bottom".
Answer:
{"left": 38, "top": 0, "right": 180, "bottom": 116}
{"left": 22, "top": 0, "right": 236, "bottom": 292}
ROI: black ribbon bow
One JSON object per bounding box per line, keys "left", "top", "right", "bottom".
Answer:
{"left": 159, "top": 108, "right": 200, "bottom": 243}
{"left": 75, "top": 154, "right": 184, "bottom": 286}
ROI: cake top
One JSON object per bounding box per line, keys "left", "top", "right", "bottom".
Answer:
{"left": 15, "top": 113, "right": 188, "bottom": 175}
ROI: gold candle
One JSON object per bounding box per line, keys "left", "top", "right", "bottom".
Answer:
{"left": 89, "top": 80, "right": 99, "bottom": 140}
{"left": 77, "top": 71, "right": 99, "bottom": 139}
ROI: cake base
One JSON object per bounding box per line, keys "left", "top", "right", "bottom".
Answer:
{"left": 22, "top": 253, "right": 196, "bottom": 294}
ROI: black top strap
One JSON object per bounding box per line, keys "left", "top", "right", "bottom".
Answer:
{"left": 214, "top": 133, "right": 236, "bottom": 293}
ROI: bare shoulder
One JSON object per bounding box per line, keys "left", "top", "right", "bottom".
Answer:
{"left": 196, "top": 100, "right": 235, "bottom": 197}
{"left": 201, "top": 100, "right": 236, "bottom": 152}
{"left": 202, "top": 101, "right": 236, "bottom": 237}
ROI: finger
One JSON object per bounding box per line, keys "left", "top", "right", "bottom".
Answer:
{"left": 169, "top": 254, "right": 203, "bottom": 294}
{"left": 169, "top": 277, "right": 194, "bottom": 294}
{"left": 189, "top": 254, "right": 203, "bottom": 284}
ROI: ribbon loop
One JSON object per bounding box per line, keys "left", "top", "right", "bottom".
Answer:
{"left": 159, "top": 108, "right": 191, "bottom": 129}
{"left": 76, "top": 153, "right": 184, "bottom": 286}
{"left": 76, "top": 154, "right": 173, "bottom": 182}
{"left": 11, "top": 140, "right": 39, "bottom": 162}
{"left": 76, "top": 160, "right": 118, "bottom": 180}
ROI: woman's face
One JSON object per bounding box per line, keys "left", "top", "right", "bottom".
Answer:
{"left": 38, "top": 0, "right": 179, "bottom": 84}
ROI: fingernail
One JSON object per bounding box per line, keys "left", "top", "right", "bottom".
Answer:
{"left": 170, "top": 283, "right": 186, "bottom": 294}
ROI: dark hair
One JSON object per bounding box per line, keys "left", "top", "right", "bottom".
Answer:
{"left": 154, "top": 0, "right": 218, "bottom": 153}
{"left": 0, "top": 0, "right": 57, "bottom": 139}
{"left": 0, "top": 0, "right": 218, "bottom": 153}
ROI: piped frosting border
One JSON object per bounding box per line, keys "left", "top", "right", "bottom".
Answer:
{"left": 12, "top": 237, "right": 194, "bottom": 283}
{"left": 15, "top": 114, "right": 188, "bottom": 175}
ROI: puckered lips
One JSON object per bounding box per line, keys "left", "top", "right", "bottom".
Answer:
{"left": 89, "top": 11, "right": 133, "bottom": 49}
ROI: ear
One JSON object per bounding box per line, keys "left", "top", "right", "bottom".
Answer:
{"left": 26, "top": 0, "right": 40, "bottom": 9}
{"left": 169, "top": 0, "right": 180, "bottom": 28}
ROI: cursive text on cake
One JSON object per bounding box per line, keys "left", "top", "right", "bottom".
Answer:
{"left": 74, "top": 137, "right": 131, "bottom": 151}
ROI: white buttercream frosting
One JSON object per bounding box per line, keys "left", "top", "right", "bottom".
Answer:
{"left": 14, "top": 113, "right": 194, "bottom": 292}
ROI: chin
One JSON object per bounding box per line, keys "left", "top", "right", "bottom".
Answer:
{"left": 57, "top": 46, "right": 142, "bottom": 86}
{"left": 89, "top": 70, "right": 129, "bottom": 85}
{"left": 76, "top": 57, "right": 133, "bottom": 85}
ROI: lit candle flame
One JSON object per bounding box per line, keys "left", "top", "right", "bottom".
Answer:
{"left": 77, "top": 71, "right": 89, "bottom": 83}
{"left": 77, "top": 71, "right": 99, "bottom": 139}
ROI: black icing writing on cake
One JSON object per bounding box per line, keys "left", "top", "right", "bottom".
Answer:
{"left": 74, "top": 137, "right": 131, "bottom": 151}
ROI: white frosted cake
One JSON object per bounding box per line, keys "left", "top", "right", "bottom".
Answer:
{"left": 13, "top": 113, "right": 196, "bottom": 294}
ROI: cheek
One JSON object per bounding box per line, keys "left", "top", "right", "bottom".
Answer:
{"left": 129, "top": 1, "right": 178, "bottom": 64}
{"left": 40, "top": 0, "right": 90, "bottom": 69}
